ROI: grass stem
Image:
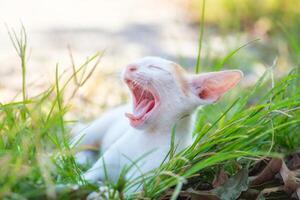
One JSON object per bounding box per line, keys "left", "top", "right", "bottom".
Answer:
{"left": 195, "top": 0, "right": 206, "bottom": 74}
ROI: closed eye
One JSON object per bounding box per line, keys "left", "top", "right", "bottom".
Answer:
{"left": 148, "top": 65, "right": 170, "bottom": 73}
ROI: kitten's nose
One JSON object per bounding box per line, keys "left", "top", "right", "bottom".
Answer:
{"left": 127, "top": 65, "right": 137, "bottom": 72}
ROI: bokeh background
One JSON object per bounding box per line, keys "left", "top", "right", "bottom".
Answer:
{"left": 0, "top": 0, "right": 299, "bottom": 119}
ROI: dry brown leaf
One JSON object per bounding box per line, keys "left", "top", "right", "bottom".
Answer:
{"left": 280, "top": 160, "right": 300, "bottom": 193}
{"left": 212, "top": 169, "right": 228, "bottom": 188}
{"left": 288, "top": 154, "right": 300, "bottom": 170}
{"left": 187, "top": 189, "right": 219, "bottom": 200}
{"left": 158, "top": 190, "right": 191, "bottom": 200}
{"left": 212, "top": 168, "right": 249, "bottom": 200}
{"left": 250, "top": 158, "right": 282, "bottom": 186}
{"left": 159, "top": 155, "right": 300, "bottom": 200}
{"left": 256, "top": 186, "right": 285, "bottom": 199}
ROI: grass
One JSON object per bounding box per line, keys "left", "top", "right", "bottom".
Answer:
{"left": 194, "top": 0, "right": 206, "bottom": 74}
{"left": 1, "top": 24, "right": 300, "bottom": 200}
{"left": 133, "top": 67, "right": 300, "bottom": 199}
{"left": 0, "top": 27, "right": 102, "bottom": 199}
{"left": 6, "top": 25, "right": 28, "bottom": 120}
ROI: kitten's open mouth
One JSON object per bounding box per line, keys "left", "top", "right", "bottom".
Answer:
{"left": 125, "top": 79, "right": 159, "bottom": 127}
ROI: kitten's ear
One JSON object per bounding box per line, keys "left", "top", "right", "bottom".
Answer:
{"left": 189, "top": 70, "right": 243, "bottom": 103}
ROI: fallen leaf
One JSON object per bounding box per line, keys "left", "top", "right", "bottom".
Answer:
{"left": 287, "top": 153, "right": 300, "bottom": 170}
{"left": 239, "top": 189, "right": 260, "bottom": 199}
{"left": 260, "top": 186, "right": 284, "bottom": 196}
{"left": 212, "top": 168, "right": 228, "bottom": 188}
{"left": 280, "top": 160, "right": 300, "bottom": 193}
{"left": 187, "top": 189, "right": 220, "bottom": 200}
{"left": 212, "top": 168, "right": 249, "bottom": 200}
{"left": 250, "top": 158, "right": 282, "bottom": 186}
{"left": 158, "top": 189, "right": 219, "bottom": 200}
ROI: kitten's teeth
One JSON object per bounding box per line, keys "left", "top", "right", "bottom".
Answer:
{"left": 126, "top": 78, "right": 156, "bottom": 126}
{"left": 125, "top": 100, "right": 155, "bottom": 122}
{"left": 135, "top": 99, "right": 148, "bottom": 114}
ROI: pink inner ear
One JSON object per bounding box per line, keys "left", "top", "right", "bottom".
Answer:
{"left": 192, "top": 71, "right": 242, "bottom": 102}
{"left": 198, "top": 88, "right": 209, "bottom": 99}
{"left": 198, "top": 89, "right": 219, "bottom": 101}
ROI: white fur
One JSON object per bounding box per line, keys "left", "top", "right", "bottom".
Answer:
{"left": 72, "top": 57, "right": 243, "bottom": 187}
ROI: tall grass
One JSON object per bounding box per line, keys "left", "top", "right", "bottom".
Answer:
{"left": 0, "top": 28, "right": 101, "bottom": 199}
{"left": 0, "top": 26, "right": 299, "bottom": 200}
{"left": 127, "top": 66, "right": 300, "bottom": 199}
{"left": 6, "top": 25, "right": 28, "bottom": 120}
{"left": 195, "top": 0, "right": 206, "bottom": 73}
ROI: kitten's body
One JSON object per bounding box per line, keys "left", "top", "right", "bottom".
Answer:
{"left": 73, "top": 106, "right": 193, "bottom": 182}
{"left": 72, "top": 57, "right": 242, "bottom": 185}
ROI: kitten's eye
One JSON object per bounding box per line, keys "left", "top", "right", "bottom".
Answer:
{"left": 148, "top": 65, "right": 164, "bottom": 71}
{"left": 148, "top": 65, "right": 171, "bottom": 74}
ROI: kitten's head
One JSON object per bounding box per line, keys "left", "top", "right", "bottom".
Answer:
{"left": 122, "top": 57, "right": 243, "bottom": 130}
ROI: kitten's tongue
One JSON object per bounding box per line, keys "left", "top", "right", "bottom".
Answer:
{"left": 125, "top": 99, "right": 155, "bottom": 120}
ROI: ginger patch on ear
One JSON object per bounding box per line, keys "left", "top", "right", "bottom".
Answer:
{"left": 171, "top": 63, "right": 189, "bottom": 96}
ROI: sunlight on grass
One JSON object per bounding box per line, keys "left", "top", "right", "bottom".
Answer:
{"left": 0, "top": 27, "right": 101, "bottom": 199}
{"left": 1, "top": 24, "right": 300, "bottom": 199}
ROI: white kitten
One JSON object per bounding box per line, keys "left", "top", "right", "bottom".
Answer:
{"left": 72, "top": 57, "right": 243, "bottom": 186}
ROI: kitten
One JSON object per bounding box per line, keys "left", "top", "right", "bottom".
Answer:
{"left": 72, "top": 56, "right": 243, "bottom": 185}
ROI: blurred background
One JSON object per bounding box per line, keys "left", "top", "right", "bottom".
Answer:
{"left": 0, "top": 0, "right": 299, "bottom": 119}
